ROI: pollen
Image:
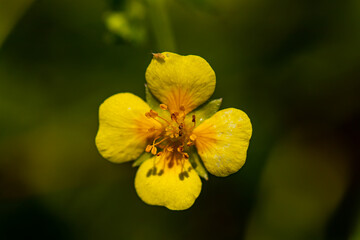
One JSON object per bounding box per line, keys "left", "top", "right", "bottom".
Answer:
{"left": 151, "top": 146, "right": 157, "bottom": 155}
{"left": 144, "top": 103, "right": 198, "bottom": 176}
{"left": 145, "top": 145, "right": 152, "bottom": 152}
{"left": 160, "top": 104, "right": 168, "bottom": 110}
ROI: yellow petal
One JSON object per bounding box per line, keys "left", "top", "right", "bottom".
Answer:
{"left": 193, "top": 108, "right": 252, "bottom": 177}
{"left": 96, "top": 93, "right": 161, "bottom": 163}
{"left": 135, "top": 152, "right": 202, "bottom": 210}
{"left": 145, "top": 52, "right": 216, "bottom": 114}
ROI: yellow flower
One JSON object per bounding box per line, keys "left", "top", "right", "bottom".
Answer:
{"left": 95, "top": 52, "right": 252, "bottom": 210}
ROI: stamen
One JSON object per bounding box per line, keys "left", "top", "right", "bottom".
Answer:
{"left": 145, "top": 145, "right": 152, "bottom": 152}
{"left": 156, "top": 115, "right": 172, "bottom": 125}
{"left": 179, "top": 106, "right": 186, "bottom": 119}
{"left": 171, "top": 113, "right": 177, "bottom": 122}
{"left": 160, "top": 104, "right": 168, "bottom": 110}
{"left": 152, "top": 136, "right": 160, "bottom": 145}
{"left": 153, "top": 137, "right": 169, "bottom": 147}
{"left": 149, "top": 109, "right": 158, "bottom": 118}
{"left": 143, "top": 103, "right": 199, "bottom": 174}
{"left": 190, "top": 115, "right": 196, "bottom": 129}
{"left": 190, "top": 134, "right": 197, "bottom": 141}
{"left": 151, "top": 146, "right": 157, "bottom": 155}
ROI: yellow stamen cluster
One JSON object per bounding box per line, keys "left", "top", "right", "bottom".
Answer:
{"left": 144, "top": 104, "right": 197, "bottom": 178}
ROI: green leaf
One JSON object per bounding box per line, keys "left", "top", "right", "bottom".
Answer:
{"left": 145, "top": 84, "right": 162, "bottom": 112}
{"left": 132, "top": 152, "right": 153, "bottom": 167}
{"left": 188, "top": 147, "right": 208, "bottom": 180}
{"left": 191, "top": 98, "right": 222, "bottom": 127}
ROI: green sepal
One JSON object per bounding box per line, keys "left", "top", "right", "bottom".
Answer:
{"left": 191, "top": 98, "right": 222, "bottom": 127}
{"left": 188, "top": 147, "right": 208, "bottom": 180}
{"left": 145, "top": 84, "right": 162, "bottom": 112}
{"left": 132, "top": 152, "right": 153, "bottom": 167}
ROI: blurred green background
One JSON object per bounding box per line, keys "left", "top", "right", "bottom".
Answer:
{"left": 1, "top": 0, "right": 359, "bottom": 239}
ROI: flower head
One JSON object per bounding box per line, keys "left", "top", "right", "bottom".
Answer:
{"left": 96, "top": 52, "right": 252, "bottom": 210}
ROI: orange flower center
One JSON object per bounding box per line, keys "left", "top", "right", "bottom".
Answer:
{"left": 144, "top": 104, "right": 197, "bottom": 177}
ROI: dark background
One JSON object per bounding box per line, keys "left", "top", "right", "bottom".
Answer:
{"left": 0, "top": 0, "right": 359, "bottom": 239}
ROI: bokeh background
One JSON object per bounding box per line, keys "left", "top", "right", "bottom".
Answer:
{"left": 1, "top": 0, "right": 359, "bottom": 239}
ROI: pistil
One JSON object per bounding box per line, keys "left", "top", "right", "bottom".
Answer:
{"left": 144, "top": 103, "right": 198, "bottom": 179}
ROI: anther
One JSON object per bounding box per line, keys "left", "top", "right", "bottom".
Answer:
{"left": 145, "top": 145, "right": 152, "bottom": 152}
{"left": 151, "top": 146, "right": 157, "bottom": 155}
{"left": 192, "top": 115, "right": 196, "bottom": 123}
{"left": 180, "top": 106, "right": 185, "bottom": 112}
{"left": 183, "top": 153, "right": 189, "bottom": 159}
{"left": 149, "top": 109, "right": 158, "bottom": 118}
{"left": 177, "top": 146, "right": 184, "bottom": 152}
{"left": 160, "top": 104, "right": 168, "bottom": 110}
{"left": 156, "top": 152, "right": 163, "bottom": 156}
{"left": 190, "top": 134, "right": 197, "bottom": 141}
{"left": 167, "top": 147, "right": 173, "bottom": 152}
{"left": 145, "top": 112, "right": 151, "bottom": 118}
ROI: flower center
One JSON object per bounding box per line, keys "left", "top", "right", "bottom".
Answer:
{"left": 144, "top": 104, "right": 197, "bottom": 173}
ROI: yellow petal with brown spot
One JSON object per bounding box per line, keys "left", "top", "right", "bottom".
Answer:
{"left": 96, "top": 93, "right": 161, "bottom": 163}
{"left": 193, "top": 108, "right": 252, "bottom": 177}
{"left": 135, "top": 152, "right": 202, "bottom": 210}
{"left": 146, "top": 52, "right": 216, "bottom": 114}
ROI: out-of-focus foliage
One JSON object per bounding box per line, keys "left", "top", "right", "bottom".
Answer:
{"left": 0, "top": 0, "right": 34, "bottom": 47}
{"left": 105, "top": 0, "right": 147, "bottom": 44}
{"left": 0, "top": 0, "right": 359, "bottom": 239}
{"left": 246, "top": 132, "right": 350, "bottom": 240}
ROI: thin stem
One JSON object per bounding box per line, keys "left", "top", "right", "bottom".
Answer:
{"left": 146, "top": 0, "right": 176, "bottom": 52}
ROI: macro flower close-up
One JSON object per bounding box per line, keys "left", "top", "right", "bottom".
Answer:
{"left": 2, "top": 0, "right": 359, "bottom": 238}
{"left": 95, "top": 52, "right": 252, "bottom": 210}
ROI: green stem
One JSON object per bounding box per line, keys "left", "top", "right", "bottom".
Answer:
{"left": 146, "top": 0, "right": 176, "bottom": 52}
